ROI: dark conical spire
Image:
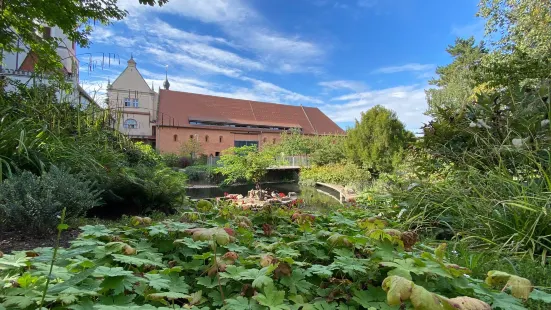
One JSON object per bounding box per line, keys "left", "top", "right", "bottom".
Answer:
{"left": 163, "top": 65, "right": 170, "bottom": 90}
{"left": 127, "top": 54, "right": 136, "bottom": 67}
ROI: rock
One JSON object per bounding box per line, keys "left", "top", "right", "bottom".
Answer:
{"left": 288, "top": 192, "right": 297, "bottom": 198}
{"left": 237, "top": 194, "right": 244, "bottom": 199}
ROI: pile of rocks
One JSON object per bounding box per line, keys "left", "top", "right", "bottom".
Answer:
{"left": 222, "top": 190, "right": 299, "bottom": 210}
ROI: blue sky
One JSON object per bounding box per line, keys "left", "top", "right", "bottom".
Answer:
{"left": 79, "top": 0, "right": 483, "bottom": 133}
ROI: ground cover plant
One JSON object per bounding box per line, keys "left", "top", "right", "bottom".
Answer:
{"left": 1, "top": 202, "right": 550, "bottom": 309}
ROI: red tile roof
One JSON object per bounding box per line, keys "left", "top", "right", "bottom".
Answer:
{"left": 157, "top": 90, "right": 345, "bottom": 135}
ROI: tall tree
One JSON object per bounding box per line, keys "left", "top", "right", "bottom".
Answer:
{"left": 478, "top": 0, "right": 551, "bottom": 87}
{"left": 345, "top": 105, "right": 414, "bottom": 175}
{"left": 426, "top": 37, "right": 487, "bottom": 120}
{"left": 0, "top": 0, "right": 168, "bottom": 80}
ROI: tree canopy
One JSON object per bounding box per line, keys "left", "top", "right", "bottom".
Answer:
{"left": 215, "top": 145, "right": 276, "bottom": 189}
{"left": 345, "top": 105, "right": 414, "bottom": 175}
{"left": 0, "top": 0, "right": 168, "bottom": 80}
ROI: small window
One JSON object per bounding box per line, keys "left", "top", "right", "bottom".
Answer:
{"left": 189, "top": 135, "right": 194, "bottom": 140}
{"left": 42, "top": 27, "right": 51, "bottom": 39}
{"left": 219, "top": 136, "right": 223, "bottom": 143}
{"left": 205, "top": 135, "right": 209, "bottom": 143}
{"left": 132, "top": 98, "right": 139, "bottom": 107}
{"left": 215, "top": 152, "right": 220, "bottom": 156}
{"left": 173, "top": 134, "right": 178, "bottom": 142}
{"left": 123, "top": 119, "right": 137, "bottom": 129}
{"left": 124, "top": 98, "right": 131, "bottom": 107}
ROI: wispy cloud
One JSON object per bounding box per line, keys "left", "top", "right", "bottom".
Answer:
{"left": 319, "top": 80, "right": 367, "bottom": 92}
{"left": 372, "top": 63, "right": 435, "bottom": 74}
{"left": 451, "top": 20, "right": 485, "bottom": 40}
{"left": 321, "top": 85, "right": 430, "bottom": 132}
{"left": 145, "top": 47, "right": 242, "bottom": 77}
{"left": 357, "top": 0, "right": 378, "bottom": 8}
{"left": 117, "top": 0, "right": 325, "bottom": 74}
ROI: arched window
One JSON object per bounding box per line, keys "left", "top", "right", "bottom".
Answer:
{"left": 123, "top": 119, "right": 137, "bottom": 129}
{"left": 173, "top": 134, "right": 178, "bottom": 142}
{"left": 219, "top": 136, "right": 223, "bottom": 143}
{"left": 189, "top": 135, "right": 194, "bottom": 140}
{"left": 205, "top": 135, "right": 209, "bottom": 143}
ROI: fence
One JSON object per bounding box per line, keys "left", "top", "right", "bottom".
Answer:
{"left": 206, "top": 155, "right": 310, "bottom": 168}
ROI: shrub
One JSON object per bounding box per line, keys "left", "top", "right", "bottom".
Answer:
{"left": 178, "top": 156, "right": 194, "bottom": 168}
{"left": 196, "top": 199, "right": 214, "bottom": 212}
{"left": 299, "top": 162, "right": 371, "bottom": 190}
{"left": 184, "top": 165, "right": 223, "bottom": 184}
{"left": 394, "top": 164, "right": 551, "bottom": 254}
{"left": 95, "top": 165, "right": 187, "bottom": 216}
{"left": 162, "top": 153, "right": 180, "bottom": 167}
{"left": 0, "top": 167, "right": 102, "bottom": 234}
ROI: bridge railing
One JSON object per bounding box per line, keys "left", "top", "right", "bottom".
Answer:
{"left": 206, "top": 155, "right": 310, "bottom": 168}
{"left": 273, "top": 155, "right": 310, "bottom": 167}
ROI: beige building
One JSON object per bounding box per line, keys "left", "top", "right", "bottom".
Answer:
{"left": 107, "top": 57, "right": 158, "bottom": 144}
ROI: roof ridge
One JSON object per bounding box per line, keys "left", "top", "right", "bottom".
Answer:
{"left": 160, "top": 89, "right": 313, "bottom": 109}
{"left": 300, "top": 104, "right": 316, "bottom": 134}
{"left": 248, "top": 101, "right": 257, "bottom": 121}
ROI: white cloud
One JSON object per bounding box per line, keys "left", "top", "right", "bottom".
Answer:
{"left": 145, "top": 47, "right": 242, "bottom": 77}
{"left": 372, "top": 63, "right": 435, "bottom": 74}
{"left": 451, "top": 20, "right": 485, "bottom": 40}
{"left": 89, "top": 26, "right": 137, "bottom": 48}
{"left": 321, "top": 85, "right": 430, "bottom": 132}
{"left": 241, "top": 77, "right": 323, "bottom": 104}
{"left": 116, "top": 0, "right": 325, "bottom": 74}
{"left": 357, "top": 0, "right": 378, "bottom": 8}
{"left": 319, "top": 80, "right": 367, "bottom": 92}
{"left": 79, "top": 79, "right": 109, "bottom": 106}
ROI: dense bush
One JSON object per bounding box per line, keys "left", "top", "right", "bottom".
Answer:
{"left": 299, "top": 161, "right": 370, "bottom": 189}
{"left": 0, "top": 81, "right": 187, "bottom": 219}
{"left": 345, "top": 105, "right": 414, "bottom": 175}
{"left": 184, "top": 165, "right": 224, "bottom": 184}
{"left": 0, "top": 167, "right": 102, "bottom": 234}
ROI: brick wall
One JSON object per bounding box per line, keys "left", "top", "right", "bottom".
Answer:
{"left": 157, "top": 127, "right": 282, "bottom": 155}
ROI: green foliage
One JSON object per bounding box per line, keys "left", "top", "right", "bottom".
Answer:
{"left": 299, "top": 162, "right": 370, "bottom": 189}
{"left": 0, "top": 0, "right": 167, "bottom": 81}
{"left": 196, "top": 200, "right": 214, "bottom": 213}
{"left": 179, "top": 138, "right": 203, "bottom": 159}
{"left": 2, "top": 203, "right": 549, "bottom": 309}
{"left": 266, "top": 129, "right": 345, "bottom": 166}
{"left": 216, "top": 146, "right": 276, "bottom": 187}
{"left": 426, "top": 37, "right": 487, "bottom": 118}
{"left": 309, "top": 135, "right": 346, "bottom": 166}
{"left": 0, "top": 166, "right": 102, "bottom": 234}
{"left": 184, "top": 165, "right": 223, "bottom": 184}
{"left": 345, "top": 105, "right": 414, "bottom": 175}
{"left": 478, "top": 0, "right": 551, "bottom": 88}
{"left": 0, "top": 80, "right": 186, "bottom": 218}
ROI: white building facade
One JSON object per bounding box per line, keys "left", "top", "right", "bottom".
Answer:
{"left": 0, "top": 26, "right": 96, "bottom": 108}
{"left": 107, "top": 57, "right": 158, "bottom": 145}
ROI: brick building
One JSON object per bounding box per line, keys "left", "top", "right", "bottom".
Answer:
{"left": 156, "top": 89, "right": 345, "bottom": 156}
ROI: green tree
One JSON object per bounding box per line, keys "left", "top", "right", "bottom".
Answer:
{"left": 478, "top": 0, "right": 551, "bottom": 88}
{"left": 179, "top": 138, "right": 203, "bottom": 159}
{"left": 426, "top": 37, "right": 487, "bottom": 119}
{"left": 309, "top": 135, "right": 345, "bottom": 166}
{"left": 215, "top": 145, "right": 275, "bottom": 199}
{"left": 276, "top": 128, "right": 314, "bottom": 156}
{"left": 345, "top": 105, "right": 414, "bottom": 175}
{"left": 0, "top": 0, "right": 167, "bottom": 81}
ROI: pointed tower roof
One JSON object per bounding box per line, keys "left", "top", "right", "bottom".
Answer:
{"left": 110, "top": 56, "right": 152, "bottom": 93}
{"left": 163, "top": 65, "right": 170, "bottom": 90}
{"left": 127, "top": 54, "right": 136, "bottom": 67}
